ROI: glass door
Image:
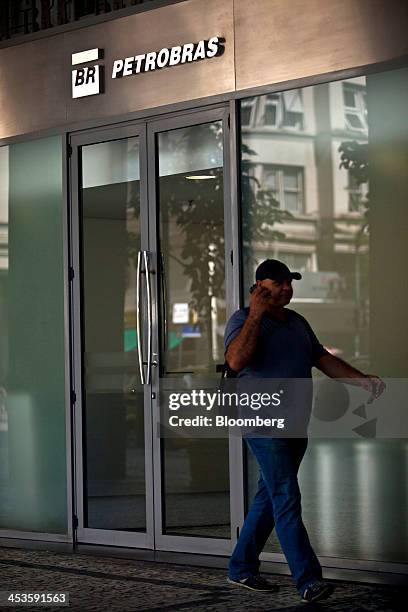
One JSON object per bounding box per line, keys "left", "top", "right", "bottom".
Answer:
{"left": 71, "top": 124, "right": 154, "bottom": 547}
{"left": 71, "top": 108, "right": 236, "bottom": 553}
{"left": 148, "top": 109, "right": 233, "bottom": 554}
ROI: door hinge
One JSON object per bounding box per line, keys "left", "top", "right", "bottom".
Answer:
{"left": 236, "top": 526, "right": 240, "bottom": 539}
{"left": 70, "top": 390, "right": 77, "bottom": 405}
{"left": 67, "top": 144, "right": 73, "bottom": 157}
{"left": 227, "top": 114, "right": 230, "bottom": 129}
{"left": 230, "top": 250, "right": 233, "bottom": 265}
{"left": 73, "top": 514, "right": 78, "bottom": 529}
{"left": 68, "top": 266, "right": 75, "bottom": 281}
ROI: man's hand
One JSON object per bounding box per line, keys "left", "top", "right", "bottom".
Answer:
{"left": 317, "top": 355, "right": 386, "bottom": 403}
{"left": 249, "top": 286, "right": 272, "bottom": 318}
{"left": 361, "top": 375, "right": 386, "bottom": 404}
{"left": 225, "top": 288, "right": 271, "bottom": 371}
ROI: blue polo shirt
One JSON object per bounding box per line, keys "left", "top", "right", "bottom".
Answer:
{"left": 224, "top": 307, "right": 328, "bottom": 378}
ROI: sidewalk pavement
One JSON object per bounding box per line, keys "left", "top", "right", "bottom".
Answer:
{"left": 0, "top": 547, "right": 407, "bottom": 611}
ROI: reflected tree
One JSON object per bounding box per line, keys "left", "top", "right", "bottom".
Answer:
{"left": 339, "top": 140, "right": 369, "bottom": 230}
{"left": 125, "top": 126, "right": 291, "bottom": 368}
{"left": 160, "top": 134, "right": 292, "bottom": 328}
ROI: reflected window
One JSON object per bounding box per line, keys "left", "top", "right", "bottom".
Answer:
{"left": 262, "top": 165, "right": 304, "bottom": 213}
{"left": 278, "top": 252, "right": 312, "bottom": 271}
{"left": 282, "top": 90, "right": 304, "bottom": 129}
{"left": 263, "top": 94, "right": 279, "bottom": 126}
{"left": 241, "top": 98, "right": 258, "bottom": 127}
{"left": 347, "top": 171, "right": 368, "bottom": 212}
{"left": 343, "top": 83, "right": 367, "bottom": 131}
{"left": 261, "top": 90, "right": 304, "bottom": 129}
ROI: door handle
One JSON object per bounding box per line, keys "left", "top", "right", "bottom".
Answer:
{"left": 144, "top": 251, "right": 153, "bottom": 385}
{"left": 160, "top": 252, "right": 167, "bottom": 353}
{"left": 136, "top": 250, "right": 146, "bottom": 384}
{"left": 136, "top": 250, "right": 154, "bottom": 385}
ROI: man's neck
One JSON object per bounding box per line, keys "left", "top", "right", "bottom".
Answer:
{"left": 267, "top": 306, "right": 287, "bottom": 321}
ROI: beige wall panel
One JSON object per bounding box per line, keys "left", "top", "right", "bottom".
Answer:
{"left": 65, "top": 0, "right": 234, "bottom": 124}
{"left": 0, "top": 0, "right": 234, "bottom": 139}
{"left": 235, "top": 0, "right": 408, "bottom": 91}
{"left": 0, "top": 37, "right": 68, "bottom": 139}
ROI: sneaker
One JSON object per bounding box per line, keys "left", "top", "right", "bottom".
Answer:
{"left": 227, "top": 575, "right": 279, "bottom": 592}
{"left": 301, "top": 580, "right": 335, "bottom": 603}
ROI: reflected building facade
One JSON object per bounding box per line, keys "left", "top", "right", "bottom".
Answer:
{"left": 241, "top": 77, "right": 370, "bottom": 365}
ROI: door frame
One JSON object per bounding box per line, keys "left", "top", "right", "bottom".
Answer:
{"left": 147, "top": 106, "right": 240, "bottom": 555}
{"left": 69, "top": 103, "right": 245, "bottom": 553}
{"left": 70, "top": 122, "right": 155, "bottom": 548}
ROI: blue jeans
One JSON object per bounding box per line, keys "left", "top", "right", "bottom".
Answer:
{"left": 228, "top": 437, "right": 322, "bottom": 595}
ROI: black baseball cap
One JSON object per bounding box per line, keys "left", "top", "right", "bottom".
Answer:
{"left": 255, "top": 259, "right": 302, "bottom": 282}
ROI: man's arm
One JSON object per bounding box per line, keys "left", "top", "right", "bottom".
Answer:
{"left": 225, "top": 287, "right": 271, "bottom": 372}
{"left": 225, "top": 312, "right": 263, "bottom": 372}
{"left": 316, "top": 353, "right": 385, "bottom": 399}
{"left": 316, "top": 353, "right": 364, "bottom": 379}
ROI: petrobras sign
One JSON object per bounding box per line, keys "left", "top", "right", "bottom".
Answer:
{"left": 71, "top": 36, "right": 224, "bottom": 99}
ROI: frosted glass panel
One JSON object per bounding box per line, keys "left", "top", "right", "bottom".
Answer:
{"left": 82, "top": 139, "right": 140, "bottom": 188}
{"left": 159, "top": 123, "right": 223, "bottom": 177}
{"left": 0, "top": 136, "right": 67, "bottom": 534}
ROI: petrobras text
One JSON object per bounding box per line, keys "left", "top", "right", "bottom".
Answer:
{"left": 111, "top": 36, "right": 223, "bottom": 79}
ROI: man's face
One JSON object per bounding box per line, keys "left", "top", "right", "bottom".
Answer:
{"left": 257, "top": 277, "right": 293, "bottom": 306}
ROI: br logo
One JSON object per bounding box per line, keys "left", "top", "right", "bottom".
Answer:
{"left": 71, "top": 48, "right": 103, "bottom": 98}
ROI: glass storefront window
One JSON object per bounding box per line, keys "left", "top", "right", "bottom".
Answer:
{"left": 0, "top": 136, "right": 67, "bottom": 534}
{"left": 240, "top": 67, "right": 408, "bottom": 563}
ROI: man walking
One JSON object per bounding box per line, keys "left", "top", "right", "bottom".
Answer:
{"left": 224, "top": 259, "right": 385, "bottom": 603}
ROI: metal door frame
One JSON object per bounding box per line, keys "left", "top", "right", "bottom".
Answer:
{"left": 69, "top": 122, "right": 155, "bottom": 548}
{"left": 147, "top": 106, "right": 242, "bottom": 555}
{"left": 69, "top": 104, "right": 245, "bottom": 553}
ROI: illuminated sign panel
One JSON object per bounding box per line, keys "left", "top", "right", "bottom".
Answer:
{"left": 71, "top": 37, "right": 224, "bottom": 98}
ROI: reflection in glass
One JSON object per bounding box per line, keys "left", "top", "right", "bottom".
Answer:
{"left": 240, "top": 69, "right": 408, "bottom": 563}
{"left": 157, "top": 122, "right": 230, "bottom": 538}
{"left": 246, "top": 439, "right": 408, "bottom": 562}
{"left": 81, "top": 137, "right": 146, "bottom": 531}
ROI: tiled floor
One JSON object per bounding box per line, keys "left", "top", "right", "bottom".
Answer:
{"left": 0, "top": 547, "right": 407, "bottom": 611}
